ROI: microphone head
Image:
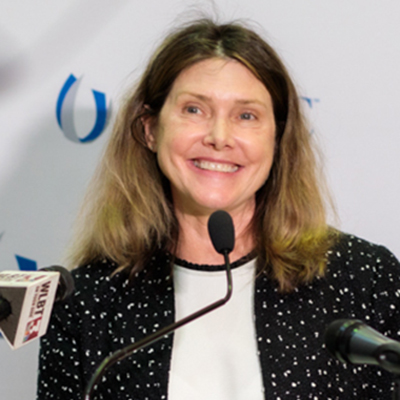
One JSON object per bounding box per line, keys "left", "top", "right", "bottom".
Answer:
{"left": 325, "top": 319, "right": 393, "bottom": 365}
{"left": 325, "top": 319, "right": 363, "bottom": 363}
{"left": 207, "top": 210, "right": 235, "bottom": 254}
{"left": 41, "top": 265, "right": 75, "bottom": 301}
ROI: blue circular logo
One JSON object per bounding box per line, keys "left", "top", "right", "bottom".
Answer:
{"left": 56, "top": 74, "right": 109, "bottom": 143}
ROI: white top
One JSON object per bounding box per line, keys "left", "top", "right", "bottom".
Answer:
{"left": 168, "top": 258, "right": 264, "bottom": 400}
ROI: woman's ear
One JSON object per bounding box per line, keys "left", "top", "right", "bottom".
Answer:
{"left": 141, "top": 107, "right": 157, "bottom": 152}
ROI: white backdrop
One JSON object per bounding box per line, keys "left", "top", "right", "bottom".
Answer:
{"left": 0, "top": 1, "right": 399, "bottom": 398}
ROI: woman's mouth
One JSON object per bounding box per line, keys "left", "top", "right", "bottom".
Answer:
{"left": 193, "top": 159, "right": 239, "bottom": 173}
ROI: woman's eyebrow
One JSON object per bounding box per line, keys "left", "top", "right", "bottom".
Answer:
{"left": 174, "top": 91, "right": 211, "bottom": 102}
{"left": 175, "top": 91, "right": 267, "bottom": 107}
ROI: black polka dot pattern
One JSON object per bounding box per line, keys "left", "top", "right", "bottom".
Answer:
{"left": 37, "top": 234, "right": 400, "bottom": 399}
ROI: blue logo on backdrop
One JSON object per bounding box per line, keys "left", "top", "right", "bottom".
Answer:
{"left": 56, "top": 74, "right": 109, "bottom": 143}
{"left": 0, "top": 234, "right": 38, "bottom": 271}
{"left": 300, "top": 96, "right": 320, "bottom": 135}
{"left": 15, "top": 255, "right": 38, "bottom": 271}
{"left": 301, "top": 96, "right": 320, "bottom": 108}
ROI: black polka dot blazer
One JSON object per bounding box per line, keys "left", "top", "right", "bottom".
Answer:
{"left": 37, "top": 234, "right": 400, "bottom": 399}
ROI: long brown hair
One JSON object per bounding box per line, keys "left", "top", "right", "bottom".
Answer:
{"left": 66, "top": 18, "right": 337, "bottom": 292}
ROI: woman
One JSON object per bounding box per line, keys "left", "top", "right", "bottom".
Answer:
{"left": 37, "top": 19, "right": 400, "bottom": 399}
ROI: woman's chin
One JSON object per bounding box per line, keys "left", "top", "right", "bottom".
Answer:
{"left": 180, "top": 195, "right": 254, "bottom": 216}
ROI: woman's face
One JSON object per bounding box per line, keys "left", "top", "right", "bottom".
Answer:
{"left": 145, "top": 58, "right": 276, "bottom": 216}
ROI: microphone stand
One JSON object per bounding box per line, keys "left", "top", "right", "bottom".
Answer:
{"left": 84, "top": 250, "right": 232, "bottom": 400}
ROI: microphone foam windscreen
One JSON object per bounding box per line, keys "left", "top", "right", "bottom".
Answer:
{"left": 208, "top": 210, "right": 235, "bottom": 254}
{"left": 42, "top": 266, "right": 75, "bottom": 301}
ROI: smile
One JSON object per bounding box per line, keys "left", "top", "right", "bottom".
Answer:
{"left": 193, "top": 159, "right": 239, "bottom": 173}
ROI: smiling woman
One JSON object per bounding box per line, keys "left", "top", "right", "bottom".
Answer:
{"left": 37, "top": 18, "right": 400, "bottom": 400}
{"left": 64, "top": 19, "right": 334, "bottom": 291}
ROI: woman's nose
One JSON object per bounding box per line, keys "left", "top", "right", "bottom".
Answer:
{"left": 203, "top": 117, "right": 235, "bottom": 150}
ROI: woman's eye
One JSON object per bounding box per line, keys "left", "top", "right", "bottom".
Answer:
{"left": 186, "top": 106, "right": 200, "bottom": 114}
{"left": 239, "top": 112, "right": 255, "bottom": 120}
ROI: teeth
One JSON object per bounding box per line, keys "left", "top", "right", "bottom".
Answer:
{"left": 193, "top": 160, "right": 239, "bottom": 173}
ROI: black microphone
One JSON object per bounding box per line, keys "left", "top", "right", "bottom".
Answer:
{"left": 208, "top": 209, "right": 235, "bottom": 254}
{"left": 325, "top": 319, "right": 400, "bottom": 374}
{"left": 84, "top": 210, "right": 235, "bottom": 400}
{"left": 0, "top": 266, "right": 74, "bottom": 349}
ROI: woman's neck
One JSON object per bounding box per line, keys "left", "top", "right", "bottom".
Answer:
{"left": 174, "top": 208, "right": 255, "bottom": 265}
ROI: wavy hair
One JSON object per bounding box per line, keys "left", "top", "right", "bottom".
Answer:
{"left": 66, "top": 19, "right": 337, "bottom": 292}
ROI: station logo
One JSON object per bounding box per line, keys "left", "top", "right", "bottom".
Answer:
{"left": 24, "top": 317, "right": 41, "bottom": 342}
{"left": 56, "top": 74, "right": 110, "bottom": 143}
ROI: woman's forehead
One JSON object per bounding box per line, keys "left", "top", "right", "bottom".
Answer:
{"left": 166, "top": 58, "right": 272, "bottom": 106}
